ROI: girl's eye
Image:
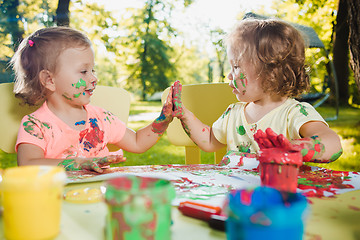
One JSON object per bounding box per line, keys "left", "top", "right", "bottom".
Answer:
{"left": 81, "top": 70, "right": 87, "bottom": 74}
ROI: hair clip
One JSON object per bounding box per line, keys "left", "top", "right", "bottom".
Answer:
{"left": 28, "top": 40, "right": 34, "bottom": 47}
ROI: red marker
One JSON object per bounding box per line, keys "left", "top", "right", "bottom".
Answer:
{"left": 178, "top": 201, "right": 222, "bottom": 221}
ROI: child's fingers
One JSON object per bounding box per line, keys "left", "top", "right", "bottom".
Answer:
{"left": 265, "top": 128, "right": 281, "bottom": 147}
{"left": 109, "top": 155, "right": 127, "bottom": 163}
{"left": 254, "top": 129, "right": 268, "bottom": 148}
{"left": 172, "top": 80, "right": 183, "bottom": 118}
{"left": 277, "top": 134, "right": 300, "bottom": 151}
{"left": 117, "top": 156, "right": 126, "bottom": 162}
{"left": 91, "top": 162, "right": 104, "bottom": 173}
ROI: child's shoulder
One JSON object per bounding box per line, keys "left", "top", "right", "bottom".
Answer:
{"left": 282, "top": 99, "right": 323, "bottom": 120}
{"left": 283, "top": 99, "right": 317, "bottom": 111}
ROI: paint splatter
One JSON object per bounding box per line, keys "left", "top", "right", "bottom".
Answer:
{"left": 296, "top": 104, "right": 309, "bottom": 116}
{"left": 79, "top": 118, "right": 104, "bottom": 152}
{"left": 75, "top": 120, "right": 86, "bottom": 126}
{"left": 250, "top": 124, "right": 257, "bottom": 134}
{"left": 62, "top": 94, "right": 72, "bottom": 101}
{"left": 103, "top": 111, "right": 116, "bottom": 124}
{"left": 238, "top": 72, "right": 248, "bottom": 88}
{"left": 236, "top": 142, "right": 251, "bottom": 153}
{"left": 348, "top": 205, "right": 360, "bottom": 211}
{"left": 221, "top": 105, "right": 233, "bottom": 119}
{"left": 236, "top": 125, "right": 246, "bottom": 135}
{"left": 23, "top": 115, "right": 51, "bottom": 139}
{"left": 72, "top": 78, "right": 86, "bottom": 89}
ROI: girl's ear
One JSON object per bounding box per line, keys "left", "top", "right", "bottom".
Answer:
{"left": 39, "top": 70, "right": 55, "bottom": 91}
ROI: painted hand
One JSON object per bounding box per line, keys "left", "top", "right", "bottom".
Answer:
{"left": 58, "top": 155, "right": 126, "bottom": 173}
{"left": 172, "top": 80, "right": 184, "bottom": 118}
{"left": 254, "top": 128, "right": 325, "bottom": 162}
{"left": 151, "top": 85, "right": 174, "bottom": 136}
{"left": 254, "top": 128, "right": 302, "bottom": 152}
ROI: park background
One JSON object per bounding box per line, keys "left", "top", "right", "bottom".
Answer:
{"left": 0, "top": 0, "right": 359, "bottom": 171}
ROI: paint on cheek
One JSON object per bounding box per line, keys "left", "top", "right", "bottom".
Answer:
{"left": 62, "top": 94, "right": 72, "bottom": 101}
{"left": 238, "top": 73, "right": 248, "bottom": 88}
{"left": 233, "top": 79, "right": 238, "bottom": 89}
{"left": 72, "top": 78, "right": 87, "bottom": 89}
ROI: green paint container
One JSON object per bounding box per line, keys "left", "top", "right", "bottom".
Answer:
{"left": 105, "top": 176, "right": 175, "bottom": 240}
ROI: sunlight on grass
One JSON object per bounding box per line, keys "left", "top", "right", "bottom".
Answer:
{"left": 129, "top": 101, "right": 162, "bottom": 115}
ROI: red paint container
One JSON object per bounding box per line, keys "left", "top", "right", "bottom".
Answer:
{"left": 258, "top": 148, "right": 303, "bottom": 193}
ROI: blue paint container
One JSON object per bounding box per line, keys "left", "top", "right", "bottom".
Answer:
{"left": 226, "top": 187, "right": 308, "bottom": 240}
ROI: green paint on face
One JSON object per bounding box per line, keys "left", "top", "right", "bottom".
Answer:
{"left": 73, "top": 78, "right": 86, "bottom": 89}
{"left": 62, "top": 94, "right": 72, "bottom": 101}
{"left": 73, "top": 93, "right": 82, "bottom": 98}
{"left": 233, "top": 79, "right": 238, "bottom": 89}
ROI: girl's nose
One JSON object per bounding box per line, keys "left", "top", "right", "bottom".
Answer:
{"left": 91, "top": 72, "right": 98, "bottom": 84}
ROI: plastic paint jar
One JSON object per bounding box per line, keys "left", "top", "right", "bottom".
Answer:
{"left": 1, "top": 166, "right": 66, "bottom": 240}
{"left": 226, "top": 187, "right": 308, "bottom": 240}
{"left": 258, "top": 148, "right": 303, "bottom": 193}
{"left": 105, "top": 175, "right": 175, "bottom": 240}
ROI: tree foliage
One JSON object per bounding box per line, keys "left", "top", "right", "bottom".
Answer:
{"left": 273, "top": 0, "right": 358, "bottom": 105}
{"left": 210, "top": 28, "right": 227, "bottom": 83}
{"left": 115, "top": 0, "right": 194, "bottom": 100}
{"left": 0, "top": 0, "right": 212, "bottom": 99}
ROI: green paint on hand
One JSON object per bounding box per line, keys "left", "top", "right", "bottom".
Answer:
{"left": 329, "top": 148, "right": 343, "bottom": 162}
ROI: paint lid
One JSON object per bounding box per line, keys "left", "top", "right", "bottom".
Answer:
{"left": 1, "top": 166, "right": 66, "bottom": 191}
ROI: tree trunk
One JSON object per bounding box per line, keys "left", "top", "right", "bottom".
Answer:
{"left": 333, "top": 0, "right": 350, "bottom": 105}
{"left": 348, "top": 0, "right": 360, "bottom": 95}
{"left": 55, "top": 0, "right": 70, "bottom": 26}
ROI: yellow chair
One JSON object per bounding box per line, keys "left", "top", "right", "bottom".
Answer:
{"left": 0, "top": 82, "right": 131, "bottom": 154}
{"left": 162, "top": 83, "right": 238, "bottom": 164}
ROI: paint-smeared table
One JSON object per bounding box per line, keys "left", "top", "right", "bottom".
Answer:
{"left": 0, "top": 158, "right": 359, "bottom": 239}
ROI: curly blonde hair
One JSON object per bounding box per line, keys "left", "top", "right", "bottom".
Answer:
{"left": 11, "top": 27, "right": 92, "bottom": 106}
{"left": 224, "top": 18, "right": 310, "bottom": 98}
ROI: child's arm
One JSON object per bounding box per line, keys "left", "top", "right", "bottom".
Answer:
{"left": 296, "top": 121, "right": 343, "bottom": 162}
{"left": 172, "top": 81, "right": 226, "bottom": 152}
{"left": 254, "top": 125, "right": 343, "bottom": 163}
{"left": 17, "top": 143, "right": 125, "bottom": 173}
{"left": 114, "top": 83, "right": 175, "bottom": 153}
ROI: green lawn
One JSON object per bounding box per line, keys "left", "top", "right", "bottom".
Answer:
{"left": 1, "top": 101, "right": 359, "bottom": 171}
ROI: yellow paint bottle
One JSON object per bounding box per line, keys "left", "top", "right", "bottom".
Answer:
{"left": 1, "top": 166, "right": 66, "bottom": 240}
